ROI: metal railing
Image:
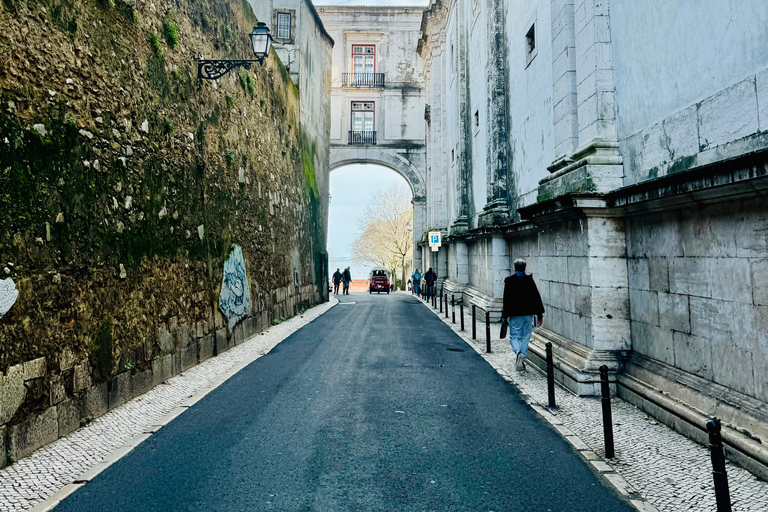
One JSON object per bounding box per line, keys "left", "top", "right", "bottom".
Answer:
{"left": 342, "top": 73, "right": 385, "bottom": 88}
{"left": 348, "top": 131, "right": 377, "bottom": 145}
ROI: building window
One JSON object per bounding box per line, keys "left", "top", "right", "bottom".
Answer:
{"left": 273, "top": 9, "right": 295, "bottom": 43}
{"left": 277, "top": 13, "right": 291, "bottom": 40}
{"left": 351, "top": 102, "right": 375, "bottom": 132}
{"left": 352, "top": 45, "right": 376, "bottom": 75}
{"left": 525, "top": 22, "right": 537, "bottom": 67}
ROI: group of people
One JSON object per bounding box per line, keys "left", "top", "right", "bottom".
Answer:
{"left": 409, "top": 267, "right": 437, "bottom": 296}
{"left": 332, "top": 267, "right": 352, "bottom": 295}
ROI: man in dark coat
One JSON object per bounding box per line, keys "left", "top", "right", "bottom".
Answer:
{"left": 501, "top": 259, "right": 545, "bottom": 370}
{"left": 424, "top": 267, "right": 437, "bottom": 298}
{"left": 342, "top": 267, "right": 351, "bottom": 295}
{"left": 332, "top": 268, "right": 342, "bottom": 295}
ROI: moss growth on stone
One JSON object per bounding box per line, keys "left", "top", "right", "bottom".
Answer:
{"left": 162, "top": 16, "right": 179, "bottom": 49}
{"left": 148, "top": 32, "right": 162, "bottom": 57}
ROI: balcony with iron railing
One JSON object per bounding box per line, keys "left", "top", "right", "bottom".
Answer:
{"left": 348, "top": 131, "right": 377, "bottom": 145}
{"left": 342, "top": 73, "right": 385, "bottom": 88}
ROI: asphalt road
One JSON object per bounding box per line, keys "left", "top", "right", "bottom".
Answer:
{"left": 56, "top": 292, "right": 634, "bottom": 512}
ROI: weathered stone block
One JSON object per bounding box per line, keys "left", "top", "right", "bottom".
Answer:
{"left": 181, "top": 344, "right": 198, "bottom": 371}
{"left": 689, "top": 297, "right": 734, "bottom": 339}
{"left": 81, "top": 382, "right": 108, "bottom": 419}
{"left": 629, "top": 288, "right": 659, "bottom": 326}
{"left": 707, "top": 258, "right": 751, "bottom": 303}
{"left": 73, "top": 361, "right": 92, "bottom": 392}
{"left": 587, "top": 217, "right": 626, "bottom": 258}
{"left": 711, "top": 333, "right": 755, "bottom": 397}
{"left": 0, "top": 363, "right": 26, "bottom": 425}
{"left": 234, "top": 322, "right": 245, "bottom": 345}
{"left": 215, "top": 328, "right": 228, "bottom": 355}
{"left": 9, "top": 407, "right": 58, "bottom": 460}
{"left": 669, "top": 258, "right": 710, "bottom": 297}
{"left": 158, "top": 324, "right": 174, "bottom": 354}
{"left": 108, "top": 372, "right": 131, "bottom": 409}
{"left": 672, "top": 331, "right": 713, "bottom": 380}
{"left": 658, "top": 292, "right": 690, "bottom": 333}
{"left": 58, "top": 347, "right": 77, "bottom": 371}
{"left": 679, "top": 206, "right": 737, "bottom": 258}
{"left": 758, "top": 68, "right": 768, "bottom": 133}
{"left": 23, "top": 357, "right": 46, "bottom": 380}
{"left": 57, "top": 399, "right": 80, "bottom": 438}
{"left": 49, "top": 374, "right": 67, "bottom": 406}
{"left": 698, "top": 77, "right": 759, "bottom": 151}
{"left": 198, "top": 335, "right": 214, "bottom": 362}
{"left": 0, "top": 425, "right": 6, "bottom": 468}
{"left": 131, "top": 370, "right": 153, "bottom": 398}
{"left": 648, "top": 258, "right": 670, "bottom": 292}
{"left": 751, "top": 260, "right": 768, "bottom": 306}
{"left": 628, "top": 258, "right": 649, "bottom": 290}
{"left": 590, "top": 257, "right": 628, "bottom": 288}
{"left": 152, "top": 354, "right": 173, "bottom": 386}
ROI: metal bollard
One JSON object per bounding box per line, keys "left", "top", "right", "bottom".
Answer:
{"left": 707, "top": 418, "right": 733, "bottom": 512}
{"left": 472, "top": 304, "right": 476, "bottom": 339}
{"left": 546, "top": 342, "right": 556, "bottom": 409}
{"left": 451, "top": 295, "right": 455, "bottom": 323}
{"left": 433, "top": 291, "right": 436, "bottom": 309}
{"left": 599, "top": 365, "right": 615, "bottom": 459}
{"left": 485, "top": 311, "right": 491, "bottom": 353}
{"left": 445, "top": 294, "right": 449, "bottom": 318}
{"left": 460, "top": 301, "right": 464, "bottom": 331}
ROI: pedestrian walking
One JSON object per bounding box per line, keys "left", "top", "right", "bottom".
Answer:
{"left": 407, "top": 278, "right": 412, "bottom": 292}
{"left": 342, "top": 267, "right": 351, "bottom": 295}
{"left": 332, "top": 268, "right": 342, "bottom": 295}
{"left": 424, "top": 267, "right": 437, "bottom": 298}
{"left": 501, "top": 259, "right": 544, "bottom": 371}
{"left": 411, "top": 269, "right": 422, "bottom": 295}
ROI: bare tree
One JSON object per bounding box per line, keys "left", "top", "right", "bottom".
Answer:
{"left": 352, "top": 184, "right": 413, "bottom": 289}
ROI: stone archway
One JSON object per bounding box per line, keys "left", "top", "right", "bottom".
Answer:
{"left": 329, "top": 145, "right": 427, "bottom": 274}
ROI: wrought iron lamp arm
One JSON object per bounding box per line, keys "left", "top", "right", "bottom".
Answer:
{"left": 196, "top": 53, "right": 266, "bottom": 81}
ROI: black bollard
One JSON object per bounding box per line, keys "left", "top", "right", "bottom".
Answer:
{"left": 439, "top": 288, "right": 443, "bottom": 313}
{"left": 460, "top": 301, "right": 464, "bottom": 331}
{"left": 599, "top": 365, "right": 615, "bottom": 459}
{"left": 707, "top": 418, "right": 733, "bottom": 512}
{"left": 451, "top": 295, "right": 455, "bottom": 323}
{"left": 433, "top": 291, "right": 436, "bottom": 309}
{"left": 472, "top": 304, "right": 476, "bottom": 340}
{"left": 546, "top": 342, "right": 556, "bottom": 408}
{"left": 485, "top": 311, "right": 491, "bottom": 353}
{"left": 445, "top": 294, "right": 449, "bottom": 318}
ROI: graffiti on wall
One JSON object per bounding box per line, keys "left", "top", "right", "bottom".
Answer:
{"left": 218, "top": 245, "right": 251, "bottom": 331}
{"left": 0, "top": 278, "right": 18, "bottom": 318}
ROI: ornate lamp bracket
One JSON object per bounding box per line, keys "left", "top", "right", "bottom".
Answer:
{"left": 196, "top": 53, "right": 265, "bottom": 82}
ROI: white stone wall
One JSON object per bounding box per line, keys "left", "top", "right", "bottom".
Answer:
{"left": 626, "top": 198, "right": 768, "bottom": 402}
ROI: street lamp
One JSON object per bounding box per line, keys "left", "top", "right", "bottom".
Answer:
{"left": 197, "top": 22, "right": 273, "bottom": 82}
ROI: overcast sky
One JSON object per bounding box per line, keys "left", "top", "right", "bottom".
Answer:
{"left": 328, "top": 164, "right": 409, "bottom": 278}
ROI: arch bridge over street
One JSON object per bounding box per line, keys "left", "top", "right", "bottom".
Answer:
{"left": 317, "top": 5, "right": 429, "bottom": 272}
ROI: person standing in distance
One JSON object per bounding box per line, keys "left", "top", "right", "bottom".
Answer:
{"left": 501, "top": 259, "right": 545, "bottom": 371}
{"left": 332, "top": 268, "right": 342, "bottom": 295}
{"left": 342, "top": 267, "right": 352, "bottom": 295}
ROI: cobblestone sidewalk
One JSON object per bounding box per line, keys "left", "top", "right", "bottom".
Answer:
{"left": 418, "top": 293, "right": 768, "bottom": 512}
{"left": 0, "top": 299, "right": 337, "bottom": 512}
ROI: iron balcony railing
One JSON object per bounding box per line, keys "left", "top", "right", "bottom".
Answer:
{"left": 342, "top": 73, "right": 385, "bottom": 88}
{"left": 348, "top": 131, "right": 377, "bottom": 145}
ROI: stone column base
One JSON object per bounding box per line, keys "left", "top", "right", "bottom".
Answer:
{"left": 527, "top": 328, "right": 626, "bottom": 396}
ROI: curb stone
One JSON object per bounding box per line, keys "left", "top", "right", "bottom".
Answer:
{"left": 415, "top": 295, "right": 660, "bottom": 512}
{"left": 25, "top": 298, "right": 338, "bottom": 512}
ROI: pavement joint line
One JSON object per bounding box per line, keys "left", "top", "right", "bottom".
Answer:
{"left": 415, "top": 295, "right": 656, "bottom": 512}
{"left": 17, "top": 297, "right": 338, "bottom": 512}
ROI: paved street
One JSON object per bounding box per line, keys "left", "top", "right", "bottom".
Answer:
{"left": 54, "top": 293, "right": 632, "bottom": 511}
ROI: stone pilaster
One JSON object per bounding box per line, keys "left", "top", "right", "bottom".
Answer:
{"left": 479, "top": 0, "right": 511, "bottom": 227}
{"left": 550, "top": 0, "right": 579, "bottom": 159}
